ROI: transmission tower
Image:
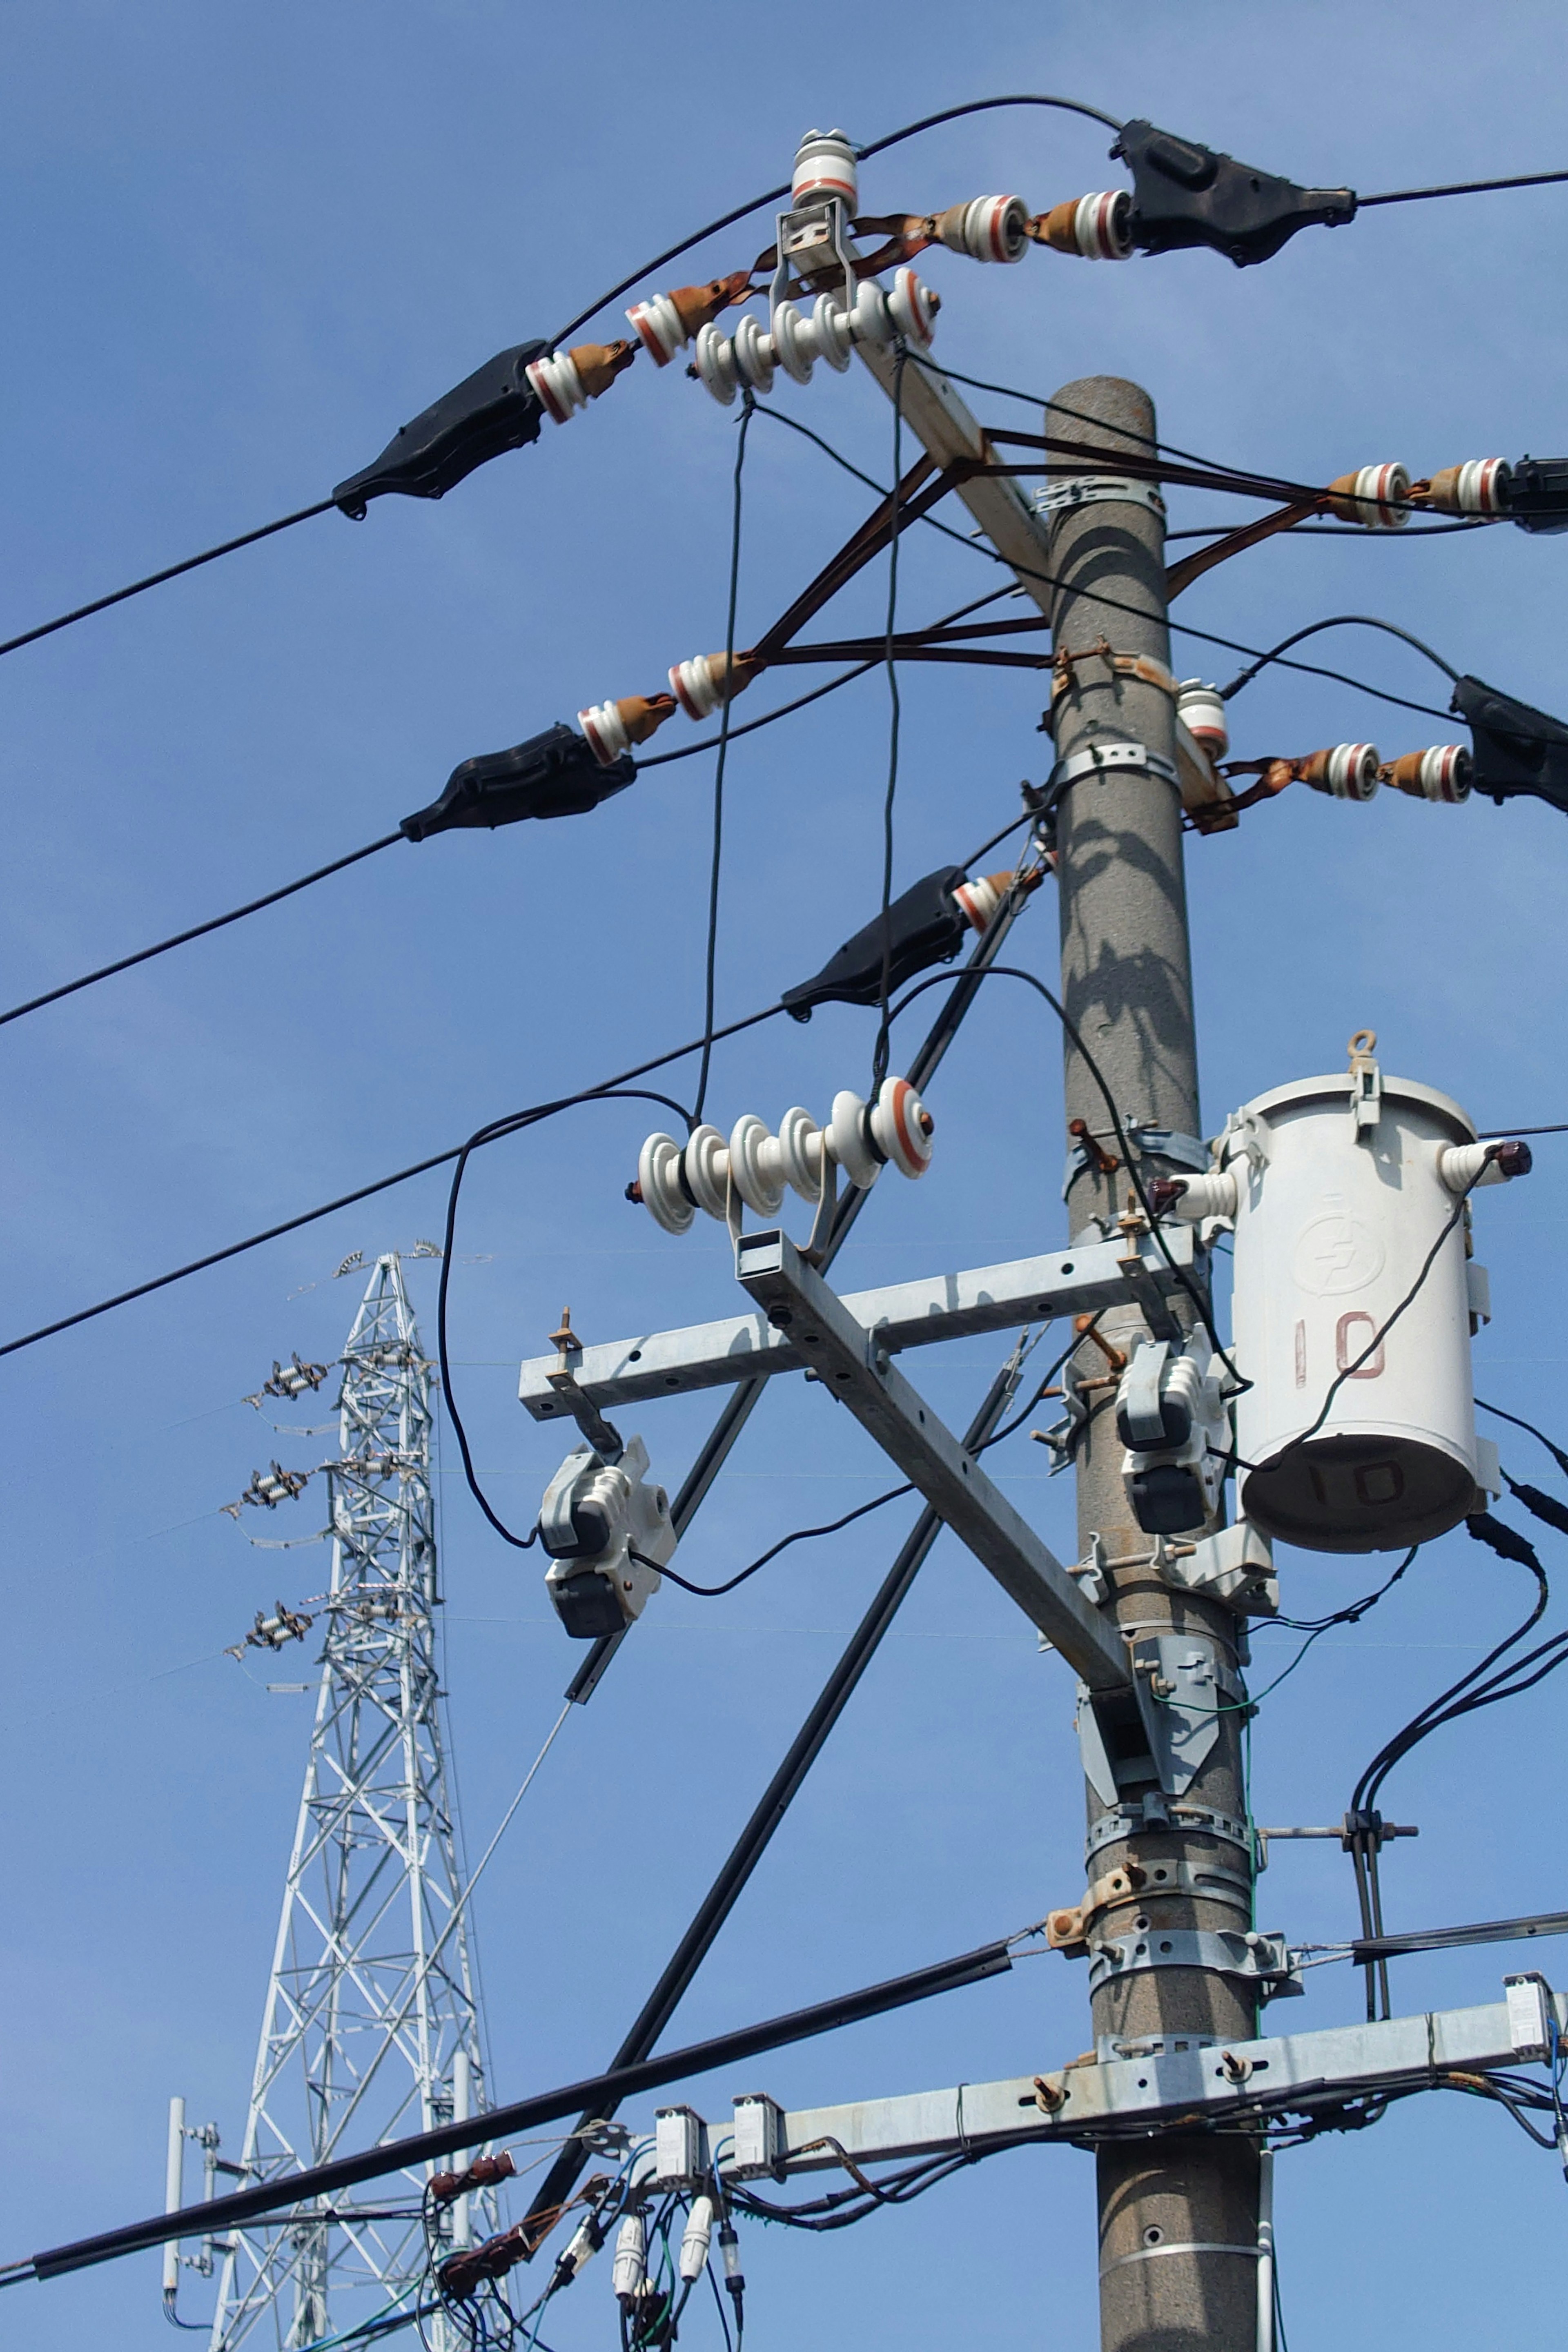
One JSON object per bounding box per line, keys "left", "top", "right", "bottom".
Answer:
{"left": 203, "top": 1253, "right": 500, "bottom": 2351}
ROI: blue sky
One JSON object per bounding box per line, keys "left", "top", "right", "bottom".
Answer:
{"left": 4, "top": 2, "right": 1568, "bottom": 2345}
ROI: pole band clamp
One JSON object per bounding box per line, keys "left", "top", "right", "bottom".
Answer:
{"left": 1085, "top": 1800, "right": 1255, "bottom": 1866}
{"left": 1034, "top": 476, "right": 1167, "bottom": 523}
{"left": 1047, "top": 739, "right": 1180, "bottom": 797}
{"left": 1087, "top": 1926, "right": 1302, "bottom": 2000}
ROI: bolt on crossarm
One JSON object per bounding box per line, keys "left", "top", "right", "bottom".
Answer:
{"left": 1047, "top": 376, "right": 1259, "bottom": 2352}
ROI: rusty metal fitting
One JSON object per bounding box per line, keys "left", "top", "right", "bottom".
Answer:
{"left": 1068, "top": 1119, "right": 1120, "bottom": 1179}
{"left": 439, "top": 2226, "right": 526, "bottom": 2297}
{"left": 1033, "top": 2074, "right": 1069, "bottom": 2113}
{"left": 626, "top": 272, "right": 753, "bottom": 365}
{"left": 430, "top": 2149, "right": 518, "bottom": 2207}
{"left": 1410, "top": 457, "right": 1511, "bottom": 517}
{"left": 1074, "top": 1312, "right": 1129, "bottom": 1374}
{"left": 526, "top": 341, "right": 636, "bottom": 425}
{"left": 668, "top": 651, "right": 764, "bottom": 722}
{"left": 1030, "top": 191, "right": 1133, "bottom": 260}
{"left": 951, "top": 864, "right": 1042, "bottom": 933}
{"left": 1051, "top": 645, "right": 1179, "bottom": 705}
{"left": 1325, "top": 463, "right": 1411, "bottom": 528}
{"left": 578, "top": 693, "right": 677, "bottom": 767}
{"left": 1384, "top": 745, "right": 1472, "bottom": 804}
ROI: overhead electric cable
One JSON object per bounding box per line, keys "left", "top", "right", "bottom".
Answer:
{"left": 872, "top": 351, "right": 909, "bottom": 1089}
{"left": 1358, "top": 167, "right": 1568, "bottom": 208}
{"left": 0, "top": 832, "right": 402, "bottom": 1030}
{"left": 1221, "top": 615, "right": 1461, "bottom": 699}
{"left": 694, "top": 397, "right": 755, "bottom": 1124}
{"left": 1476, "top": 1398, "right": 1568, "bottom": 1479}
{"left": 0, "top": 1004, "right": 785, "bottom": 1362}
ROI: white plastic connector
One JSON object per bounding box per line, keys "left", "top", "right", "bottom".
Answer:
{"left": 1076, "top": 189, "right": 1134, "bottom": 259}
{"left": 559, "top": 2216, "right": 602, "bottom": 2281}
{"left": 526, "top": 349, "right": 588, "bottom": 425}
{"left": 612, "top": 2214, "right": 647, "bottom": 2306}
{"left": 933, "top": 194, "right": 1029, "bottom": 263}
{"left": 1176, "top": 682, "right": 1229, "bottom": 761}
{"left": 679, "top": 2197, "right": 715, "bottom": 2283}
{"left": 793, "top": 129, "right": 857, "bottom": 209}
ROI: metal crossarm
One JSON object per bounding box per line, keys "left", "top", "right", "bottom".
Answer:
{"left": 518, "top": 1227, "right": 1196, "bottom": 1419}
{"left": 729, "top": 1229, "right": 1130, "bottom": 1690}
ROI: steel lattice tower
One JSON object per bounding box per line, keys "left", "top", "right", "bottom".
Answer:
{"left": 207, "top": 1254, "right": 500, "bottom": 2351}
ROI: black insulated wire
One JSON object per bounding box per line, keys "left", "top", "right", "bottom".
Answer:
{"left": 693, "top": 396, "right": 755, "bottom": 1125}
{"left": 0, "top": 832, "right": 403, "bottom": 1030}
{"left": 1359, "top": 167, "right": 1568, "bottom": 208}
{"left": 1221, "top": 614, "right": 1461, "bottom": 700}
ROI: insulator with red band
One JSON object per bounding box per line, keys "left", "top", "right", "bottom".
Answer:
{"left": 1326, "top": 463, "right": 1410, "bottom": 529}
{"left": 628, "top": 1080, "right": 934, "bottom": 1234}
{"left": 1032, "top": 191, "right": 1134, "bottom": 260}
{"left": 1387, "top": 745, "right": 1472, "bottom": 804}
{"left": 690, "top": 274, "right": 928, "bottom": 406}
{"left": 1412, "top": 458, "right": 1512, "bottom": 517}
{"left": 524, "top": 341, "right": 636, "bottom": 426}
{"left": 951, "top": 869, "right": 1016, "bottom": 932}
{"left": 668, "top": 652, "right": 761, "bottom": 722}
{"left": 1301, "top": 744, "right": 1381, "bottom": 801}
{"left": 887, "top": 265, "right": 938, "bottom": 345}
{"left": 931, "top": 195, "right": 1030, "bottom": 263}
{"left": 626, "top": 272, "right": 752, "bottom": 367}
{"left": 577, "top": 694, "right": 677, "bottom": 768}
{"left": 793, "top": 128, "right": 858, "bottom": 209}
{"left": 1176, "top": 682, "right": 1229, "bottom": 761}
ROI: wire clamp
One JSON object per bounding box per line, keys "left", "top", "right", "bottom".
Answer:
{"left": 1086, "top": 1926, "right": 1302, "bottom": 1999}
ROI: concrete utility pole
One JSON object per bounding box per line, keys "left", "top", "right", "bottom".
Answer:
{"left": 1047, "top": 377, "right": 1259, "bottom": 2352}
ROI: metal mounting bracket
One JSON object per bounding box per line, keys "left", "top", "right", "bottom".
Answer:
{"left": 1078, "top": 1632, "right": 1243, "bottom": 1806}
{"left": 1033, "top": 475, "right": 1168, "bottom": 523}
{"left": 1087, "top": 1927, "right": 1302, "bottom": 2000}
{"left": 731, "top": 1229, "right": 1131, "bottom": 1690}
{"left": 1046, "top": 740, "right": 1181, "bottom": 797}
{"left": 1087, "top": 1798, "right": 1255, "bottom": 1864}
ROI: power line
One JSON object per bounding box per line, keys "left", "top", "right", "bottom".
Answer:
{"left": 1221, "top": 615, "right": 1461, "bottom": 699}
{"left": 693, "top": 397, "right": 755, "bottom": 1124}
{"left": 0, "top": 832, "right": 402, "bottom": 1031}
{"left": 1359, "top": 167, "right": 1568, "bottom": 208}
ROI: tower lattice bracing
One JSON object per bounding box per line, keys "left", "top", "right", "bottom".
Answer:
{"left": 208, "top": 1254, "right": 500, "bottom": 2350}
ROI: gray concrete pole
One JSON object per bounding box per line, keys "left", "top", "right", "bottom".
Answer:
{"left": 1046, "top": 376, "right": 1260, "bottom": 2352}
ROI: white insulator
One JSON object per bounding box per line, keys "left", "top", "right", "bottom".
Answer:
{"left": 869, "top": 1075, "right": 935, "bottom": 1179}
{"left": 1396, "top": 744, "right": 1472, "bottom": 804}
{"left": 1176, "top": 681, "right": 1229, "bottom": 760}
{"left": 811, "top": 290, "right": 853, "bottom": 371}
{"left": 678, "top": 2196, "right": 716, "bottom": 2284}
{"left": 578, "top": 699, "right": 630, "bottom": 767}
{"left": 612, "top": 2215, "right": 647, "bottom": 2306}
{"left": 1164, "top": 1169, "right": 1240, "bottom": 1222}
{"left": 728, "top": 1113, "right": 786, "bottom": 1216}
{"left": 847, "top": 279, "right": 895, "bottom": 348}
{"left": 1438, "top": 1138, "right": 1531, "bottom": 1192}
{"left": 524, "top": 348, "right": 588, "bottom": 425}
{"left": 731, "top": 312, "right": 777, "bottom": 394}
{"left": 793, "top": 129, "right": 857, "bottom": 209}
{"left": 936, "top": 194, "right": 1029, "bottom": 263}
{"left": 626, "top": 291, "right": 686, "bottom": 366}
{"left": 828, "top": 1088, "right": 880, "bottom": 1190}
{"left": 693, "top": 320, "right": 738, "bottom": 406}
{"left": 1454, "top": 457, "right": 1510, "bottom": 514}
{"left": 1074, "top": 190, "right": 1134, "bottom": 260}
{"left": 637, "top": 1134, "right": 694, "bottom": 1235}
{"left": 1350, "top": 462, "right": 1411, "bottom": 529}
{"left": 1312, "top": 744, "right": 1381, "bottom": 802}
{"left": 951, "top": 872, "right": 1003, "bottom": 932}
{"left": 777, "top": 1106, "right": 826, "bottom": 1200}
{"left": 887, "top": 266, "right": 937, "bottom": 348}
{"left": 668, "top": 654, "right": 727, "bottom": 722}
{"left": 682, "top": 1125, "right": 731, "bottom": 1219}
{"left": 770, "top": 299, "right": 817, "bottom": 385}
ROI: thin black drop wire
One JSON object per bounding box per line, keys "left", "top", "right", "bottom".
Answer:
{"left": 1221, "top": 613, "right": 1461, "bottom": 699}
{"left": 0, "top": 831, "right": 403, "bottom": 1029}
{"left": 693, "top": 393, "right": 754, "bottom": 1125}
{"left": 872, "top": 346, "right": 908, "bottom": 1092}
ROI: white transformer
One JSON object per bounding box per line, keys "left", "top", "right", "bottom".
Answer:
{"left": 1167, "top": 1038, "right": 1529, "bottom": 1553}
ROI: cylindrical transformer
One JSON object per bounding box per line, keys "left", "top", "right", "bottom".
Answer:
{"left": 1226, "top": 1067, "right": 1494, "bottom": 1553}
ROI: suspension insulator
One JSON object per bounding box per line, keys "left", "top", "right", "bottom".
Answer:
{"left": 635, "top": 1134, "right": 694, "bottom": 1234}
{"left": 731, "top": 312, "right": 777, "bottom": 394}
{"left": 848, "top": 279, "right": 895, "bottom": 348}
{"left": 887, "top": 266, "right": 939, "bottom": 347}
{"left": 668, "top": 652, "right": 761, "bottom": 722}
{"left": 811, "top": 290, "right": 855, "bottom": 371}
{"left": 1177, "top": 681, "right": 1229, "bottom": 760}
{"left": 693, "top": 319, "right": 741, "bottom": 405}
{"left": 577, "top": 694, "right": 677, "bottom": 768}
{"left": 728, "top": 1113, "right": 786, "bottom": 1216}
{"left": 524, "top": 341, "right": 635, "bottom": 425}
{"left": 931, "top": 194, "right": 1030, "bottom": 263}
{"left": 1326, "top": 463, "right": 1411, "bottom": 529}
{"left": 1414, "top": 457, "right": 1512, "bottom": 517}
{"left": 829, "top": 1088, "right": 882, "bottom": 1189}
{"left": 792, "top": 127, "right": 858, "bottom": 209}
{"left": 626, "top": 272, "right": 752, "bottom": 365}
{"left": 870, "top": 1075, "right": 935, "bottom": 1178}
{"left": 1301, "top": 744, "right": 1381, "bottom": 801}
{"left": 1387, "top": 745, "right": 1472, "bottom": 804}
{"left": 771, "top": 299, "right": 817, "bottom": 385}
{"left": 1033, "top": 191, "right": 1134, "bottom": 260}
{"left": 777, "top": 1106, "right": 826, "bottom": 1200}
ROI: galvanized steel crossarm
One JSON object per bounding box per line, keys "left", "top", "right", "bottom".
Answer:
{"left": 731, "top": 1229, "right": 1129, "bottom": 1691}
{"left": 517, "top": 1227, "right": 1196, "bottom": 1419}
